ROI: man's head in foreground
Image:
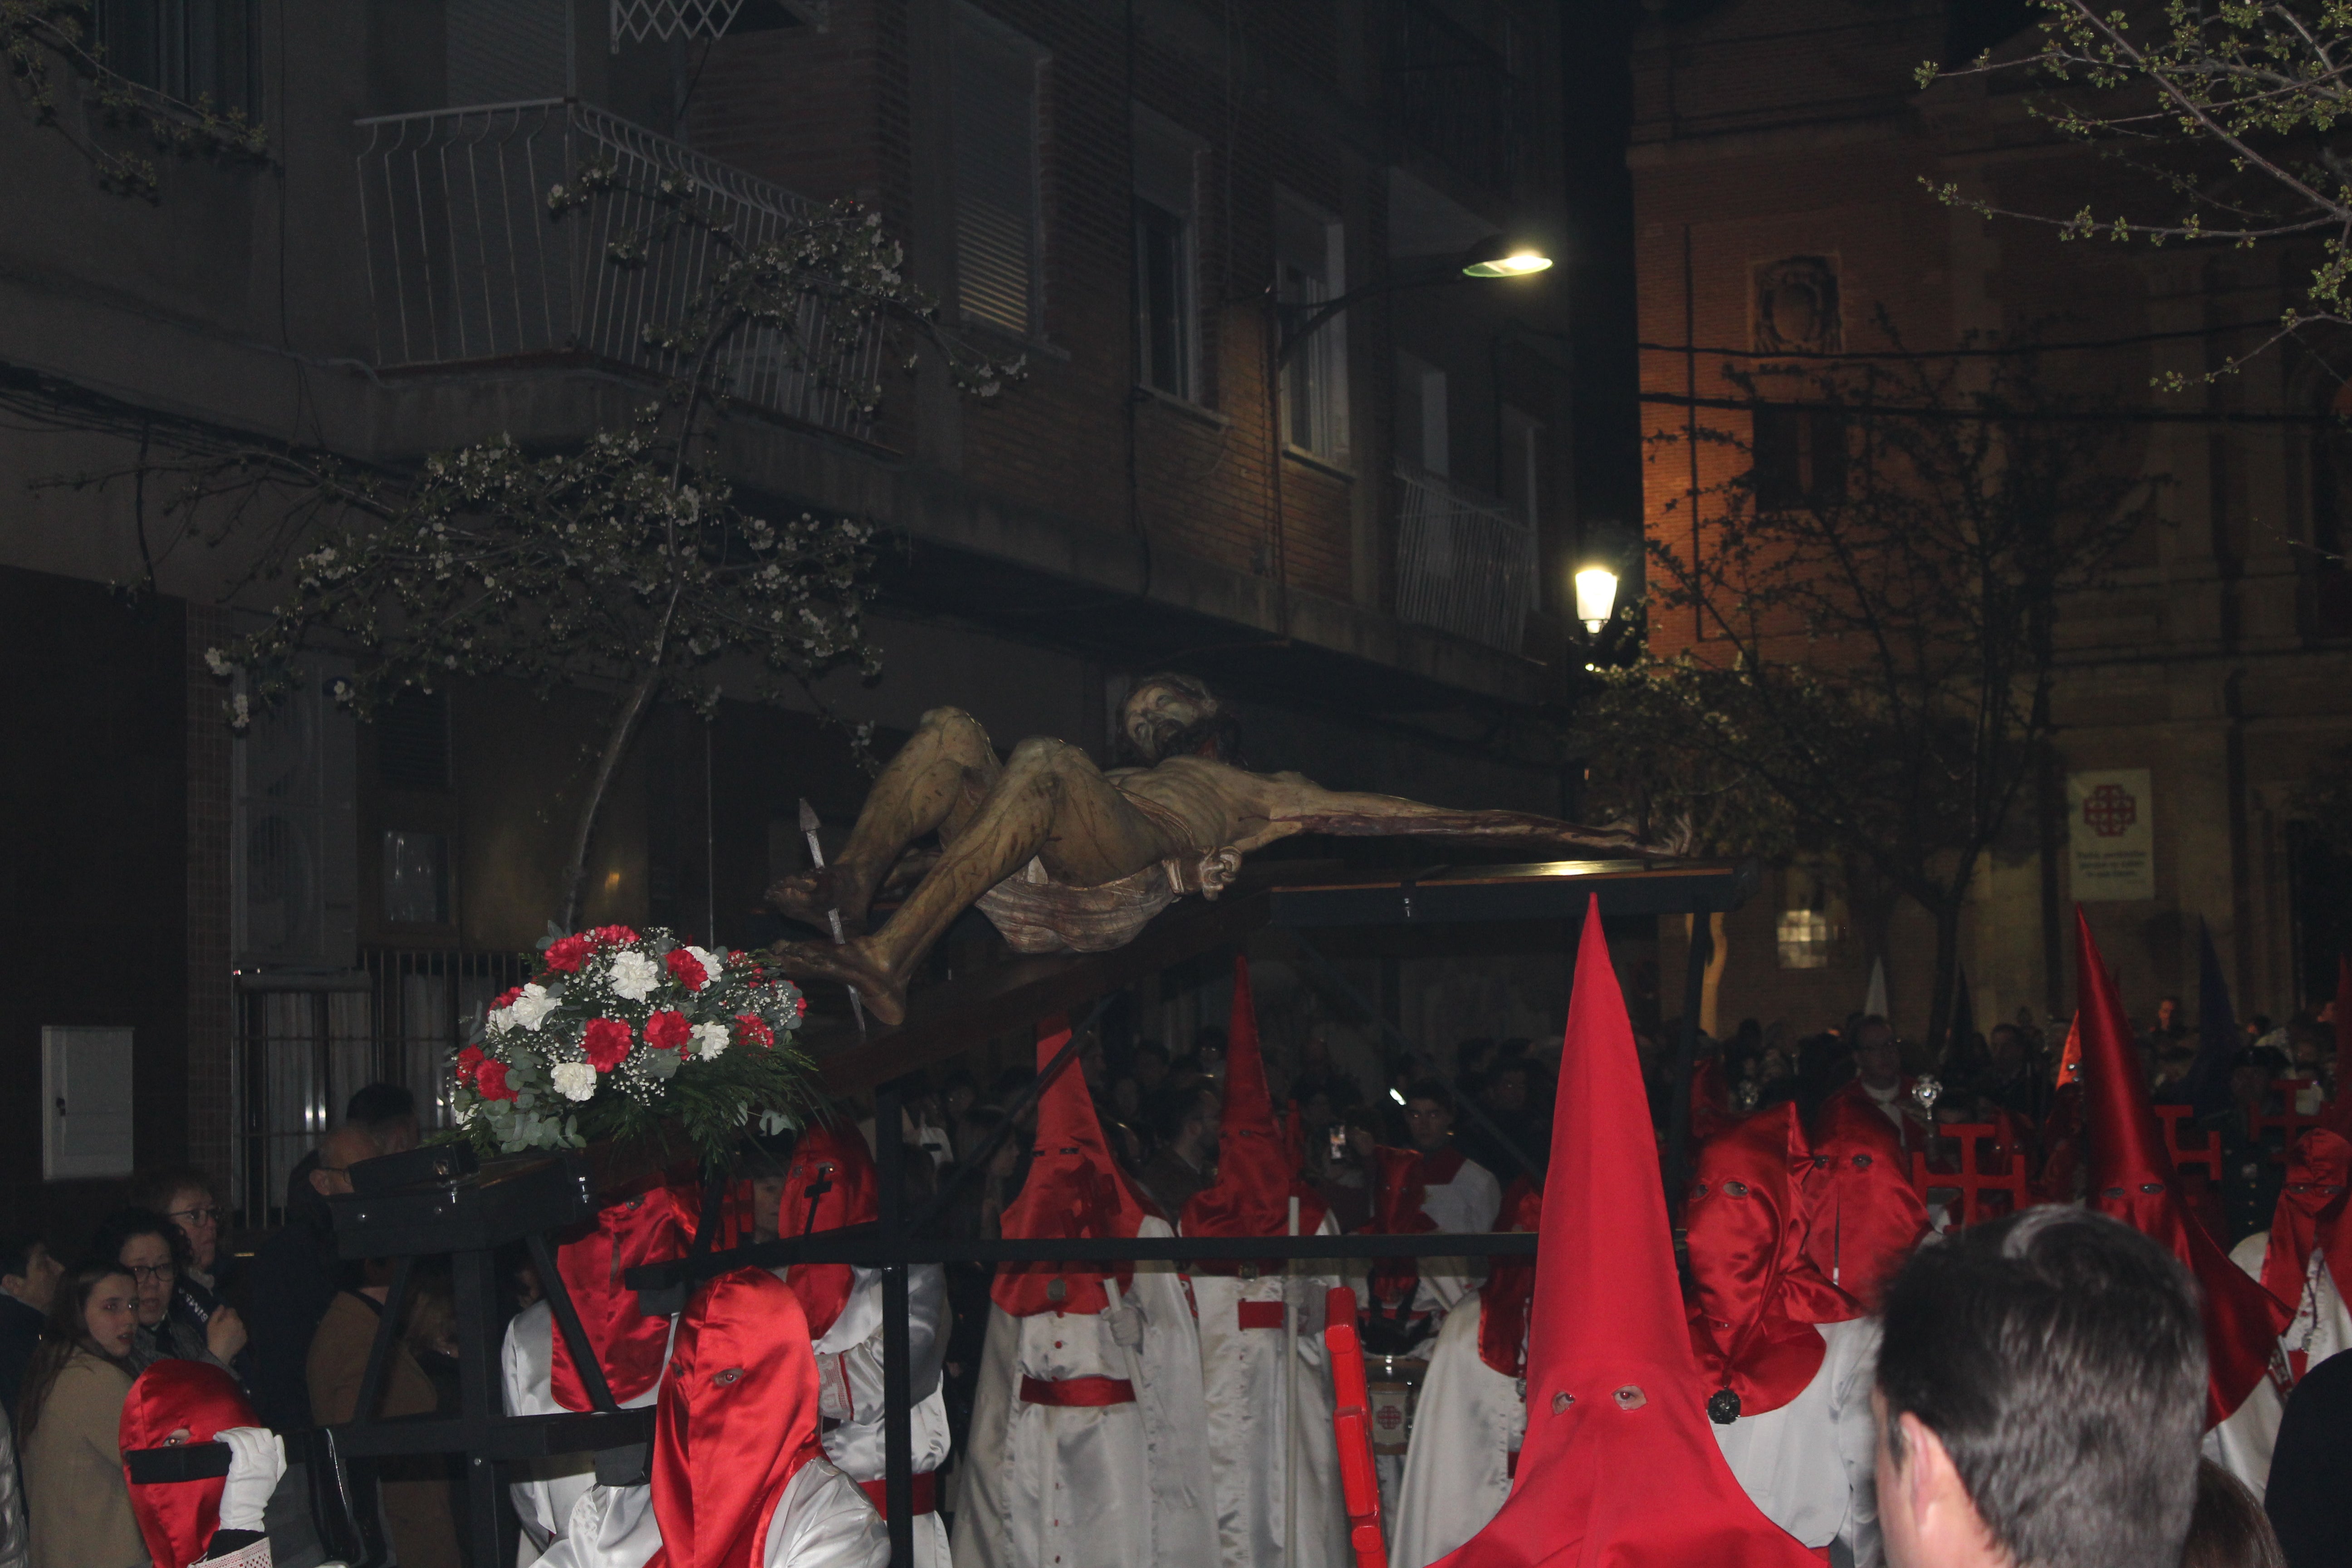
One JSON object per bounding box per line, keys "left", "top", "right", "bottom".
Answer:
{"left": 1873, "top": 1205, "right": 2205, "bottom": 1568}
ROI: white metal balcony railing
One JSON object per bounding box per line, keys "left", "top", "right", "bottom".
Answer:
{"left": 1393, "top": 463, "right": 1537, "bottom": 650}
{"left": 355, "top": 98, "right": 882, "bottom": 438}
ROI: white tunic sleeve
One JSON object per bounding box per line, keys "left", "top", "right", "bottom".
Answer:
{"left": 762, "top": 1460, "right": 889, "bottom": 1568}
{"left": 527, "top": 1483, "right": 661, "bottom": 1568}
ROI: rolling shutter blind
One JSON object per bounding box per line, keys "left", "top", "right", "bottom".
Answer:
{"left": 952, "top": 23, "right": 1039, "bottom": 336}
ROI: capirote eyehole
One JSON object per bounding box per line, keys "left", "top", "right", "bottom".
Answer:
{"left": 1612, "top": 1385, "right": 1646, "bottom": 1410}
{"left": 713, "top": 1367, "right": 743, "bottom": 1385}
{"left": 1551, "top": 1391, "right": 1573, "bottom": 1414}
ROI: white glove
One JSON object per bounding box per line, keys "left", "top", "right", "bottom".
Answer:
{"left": 1103, "top": 1302, "right": 1142, "bottom": 1350}
{"left": 214, "top": 1426, "right": 286, "bottom": 1534}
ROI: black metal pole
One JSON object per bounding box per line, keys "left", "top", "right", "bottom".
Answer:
{"left": 1665, "top": 909, "right": 1714, "bottom": 1196}
{"left": 875, "top": 1087, "right": 915, "bottom": 1568}
{"left": 453, "top": 1247, "right": 505, "bottom": 1568}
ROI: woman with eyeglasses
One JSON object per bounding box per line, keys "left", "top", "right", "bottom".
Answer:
{"left": 128, "top": 1169, "right": 246, "bottom": 1377}
{"left": 87, "top": 1211, "right": 245, "bottom": 1377}
{"left": 18, "top": 1260, "right": 142, "bottom": 1568}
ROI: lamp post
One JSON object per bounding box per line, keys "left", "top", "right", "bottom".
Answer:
{"left": 1275, "top": 234, "right": 1552, "bottom": 366}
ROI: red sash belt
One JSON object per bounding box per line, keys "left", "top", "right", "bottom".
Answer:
{"left": 1019, "top": 1374, "right": 1136, "bottom": 1406}
{"left": 856, "top": 1473, "right": 939, "bottom": 1517}
{"left": 1238, "top": 1300, "right": 1287, "bottom": 1329}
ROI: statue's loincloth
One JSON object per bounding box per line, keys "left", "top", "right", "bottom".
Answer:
{"left": 973, "top": 857, "right": 1182, "bottom": 955}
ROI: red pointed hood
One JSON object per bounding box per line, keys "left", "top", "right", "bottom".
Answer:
{"left": 2076, "top": 910, "right": 2289, "bottom": 1425}
{"left": 2260, "top": 1129, "right": 2352, "bottom": 1313}
{"left": 1181, "top": 956, "right": 1330, "bottom": 1240}
{"left": 1799, "top": 1113, "right": 1930, "bottom": 1311}
{"left": 551, "top": 1173, "right": 703, "bottom": 1411}
{"left": 1477, "top": 1176, "right": 1545, "bottom": 1379}
{"left": 1685, "top": 1102, "right": 1860, "bottom": 1418}
{"left": 1435, "top": 901, "right": 1819, "bottom": 1568}
{"left": 778, "top": 1121, "right": 878, "bottom": 1341}
{"left": 121, "top": 1361, "right": 261, "bottom": 1568}
{"left": 994, "top": 1017, "right": 1150, "bottom": 1316}
{"left": 649, "top": 1269, "right": 827, "bottom": 1568}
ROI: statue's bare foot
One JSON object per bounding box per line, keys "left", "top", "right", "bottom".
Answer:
{"left": 762, "top": 936, "right": 909, "bottom": 1028}
{"left": 764, "top": 867, "right": 864, "bottom": 934}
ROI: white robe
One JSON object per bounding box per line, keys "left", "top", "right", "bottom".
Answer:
{"left": 807, "top": 1265, "right": 954, "bottom": 1568}
{"left": 527, "top": 1459, "right": 887, "bottom": 1568}
{"left": 950, "top": 1215, "right": 1214, "bottom": 1568}
{"left": 1190, "top": 1212, "right": 1349, "bottom": 1568}
{"left": 1410, "top": 1159, "right": 1504, "bottom": 1322}
{"left": 1387, "top": 1299, "right": 1522, "bottom": 1568}
{"left": 2205, "top": 1233, "right": 2352, "bottom": 1498}
{"left": 1708, "top": 1317, "right": 1883, "bottom": 1567}
{"left": 502, "top": 1302, "right": 656, "bottom": 1566}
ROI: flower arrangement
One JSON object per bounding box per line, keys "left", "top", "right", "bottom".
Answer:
{"left": 453, "top": 924, "right": 814, "bottom": 1164}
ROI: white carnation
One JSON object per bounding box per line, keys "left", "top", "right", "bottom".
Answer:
{"left": 691, "top": 1021, "right": 730, "bottom": 1059}
{"left": 485, "top": 1006, "right": 513, "bottom": 1037}
{"left": 607, "top": 949, "right": 662, "bottom": 1001}
{"left": 551, "top": 1062, "right": 598, "bottom": 1102}
{"left": 509, "top": 983, "right": 558, "bottom": 1031}
{"left": 686, "top": 945, "right": 724, "bottom": 983}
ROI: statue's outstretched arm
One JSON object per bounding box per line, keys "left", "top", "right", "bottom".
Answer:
{"left": 1235, "top": 779, "right": 1653, "bottom": 858}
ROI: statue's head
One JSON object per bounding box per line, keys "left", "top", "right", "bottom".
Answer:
{"left": 1117, "top": 673, "right": 1235, "bottom": 765}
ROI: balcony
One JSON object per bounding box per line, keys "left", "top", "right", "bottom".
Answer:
{"left": 1393, "top": 463, "right": 1535, "bottom": 652}
{"left": 354, "top": 99, "right": 880, "bottom": 438}
{"left": 1387, "top": 0, "right": 1532, "bottom": 196}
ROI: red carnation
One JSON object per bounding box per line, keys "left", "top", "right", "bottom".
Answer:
{"left": 490, "top": 987, "right": 524, "bottom": 1012}
{"left": 735, "top": 1014, "right": 775, "bottom": 1049}
{"left": 456, "top": 1045, "right": 485, "bottom": 1086}
{"left": 475, "top": 1059, "right": 516, "bottom": 1101}
{"left": 588, "top": 924, "right": 641, "bottom": 949}
{"left": 543, "top": 935, "right": 593, "bottom": 974}
{"left": 794, "top": 994, "right": 808, "bottom": 1017}
{"left": 644, "top": 1010, "right": 691, "bottom": 1051}
{"left": 583, "top": 1017, "right": 634, "bottom": 1071}
{"left": 664, "top": 948, "right": 709, "bottom": 992}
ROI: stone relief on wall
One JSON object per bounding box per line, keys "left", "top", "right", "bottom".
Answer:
{"left": 1752, "top": 255, "right": 1842, "bottom": 354}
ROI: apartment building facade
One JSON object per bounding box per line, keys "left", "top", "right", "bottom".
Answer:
{"left": 1632, "top": 0, "right": 2352, "bottom": 1042}
{"left": 0, "top": 0, "right": 1584, "bottom": 1236}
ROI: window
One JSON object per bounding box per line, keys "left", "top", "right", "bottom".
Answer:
{"left": 1752, "top": 405, "right": 1846, "bottom": 511}
{"left": 382, "top": 830, "right": 451, "bottom": 926}
{"left": 952, "top": 8, "right": 1043, "bottom": 338}
{"left": 1775, "top": 909, "right": 1835, "bottom": 970}
{"left": 1133, "top": 109, "right": 1200, "bottom": 399}
{"left": 377, "top": 688, "right": 452, "bottom": 791}
{"left": 94, "top": 0, "right": 256, "bottom": 114}
{"left": 1395, "top": 351, "right": 1448, "bottom": 476}
{"left": 1278, "top": 196, "right": 1349, "bottom": 463}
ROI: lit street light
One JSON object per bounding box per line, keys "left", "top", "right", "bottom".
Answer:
{"left": 1575, "top": 565, "right": 1619, "bottom": 636}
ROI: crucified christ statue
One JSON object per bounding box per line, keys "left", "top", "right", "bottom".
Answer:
{"left": 764, "top": 674, "right": 1648, "bottom": 1024}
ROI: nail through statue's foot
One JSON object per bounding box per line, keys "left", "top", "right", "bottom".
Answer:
{"left": 761, "top": 937, "right": 908, "bottom": 1028}
{"left": 764, "top": 866, "right": 866, "bottom": 935}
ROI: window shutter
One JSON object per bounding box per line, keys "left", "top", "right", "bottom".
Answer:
{"left": 953, "top": 29, "right": 1038, "bottom": 336}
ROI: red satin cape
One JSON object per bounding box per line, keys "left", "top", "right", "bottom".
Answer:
{"left": 2260, "top": 1129, "right": 2352, "bottom": 1319}
{"left": 551, "top": 1174, "right": 703, "bottom": 1411}
{"left": 1684, "top": 1103, "right": 1859, "bottom": 1417}
{"left": 1367, "top": 1145, "right": 1436, "bottom": 1309}
{"left": 121, "top": 1360, "right": 261, "bottom": 1568}
{"left": 778, "top": 1121, "right": 879, "bottom": 1340}
{"left": 647, "top": 1268, "right": 828, "bottom": 1568}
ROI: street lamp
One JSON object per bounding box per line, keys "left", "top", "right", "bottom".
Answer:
{"left": 1276, "top": 235, "right": 1555, "bottom": 366}
{"left": 1574, "top": 565, "right": 1619, "bottom": 636}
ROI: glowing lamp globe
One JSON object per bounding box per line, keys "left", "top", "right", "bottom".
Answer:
{"left": 1574, "top": 566, "right": 1619, "bottom": 635}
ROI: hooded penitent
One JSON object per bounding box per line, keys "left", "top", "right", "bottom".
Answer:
{"left": 2259, "top": 1128, "right": 2352, "bottom": 1332}
{"left": 1798, "top": 1117, "right": 1929, "bottom": 1312}
{"left": 2076, "top": 909, "right": 2290, "bottom": 1427}
{"left": 120, "top": 1361, "right": 261, "bottom": 1568}
{"left": 776, "top": 1122, "right": 880, "bottom": 1340}
{"left": 1685, "top": 1103, "right": 1860, "bottom": 1421}
{"left": 648, "top": 1269, "right": 829, "bottom": 1568}
{"left": 993, "top": 1017, "right": 1150, "bottom": 1316}
{"left": 550, "top": 1174, "right": 704, "bottom": 1411}
{"left": 1367, "top": 1145, "right": 1438, "bottom": 1317}
{"left": 1181, "top": 956, "right": 1330, "bottom": 1241}
{"left": 1476, "top": 1177, "right": 1545, "bottom": 1378}
{"left": 1436, "top": 899, "right": 1821, "bottom": 1568}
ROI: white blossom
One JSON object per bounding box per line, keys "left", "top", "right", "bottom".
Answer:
{"left": 607, "top": 948, "right": 662, "bottom": 1001}
{"left": 552, "top": 1062, "right": 598, "bottom": 1102}
{"left": 686, "top": 945, "right": 724, "bottom": 984}
{"left": 691, "top": 1021, "right": 730, "bottom": 1059}
{"left": 203, "top": 647, "right": 233, "bottom": 677}
{"left": 510, "top": 983, "right": 559, "bottom": 1031}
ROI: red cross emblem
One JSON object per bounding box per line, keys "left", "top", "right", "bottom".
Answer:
{"left": 2082, "top": 784, "right": 2137, "bottom": 838}
{"left": 1374, "top": 1405, "right": 1405, "bottom": 1433}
